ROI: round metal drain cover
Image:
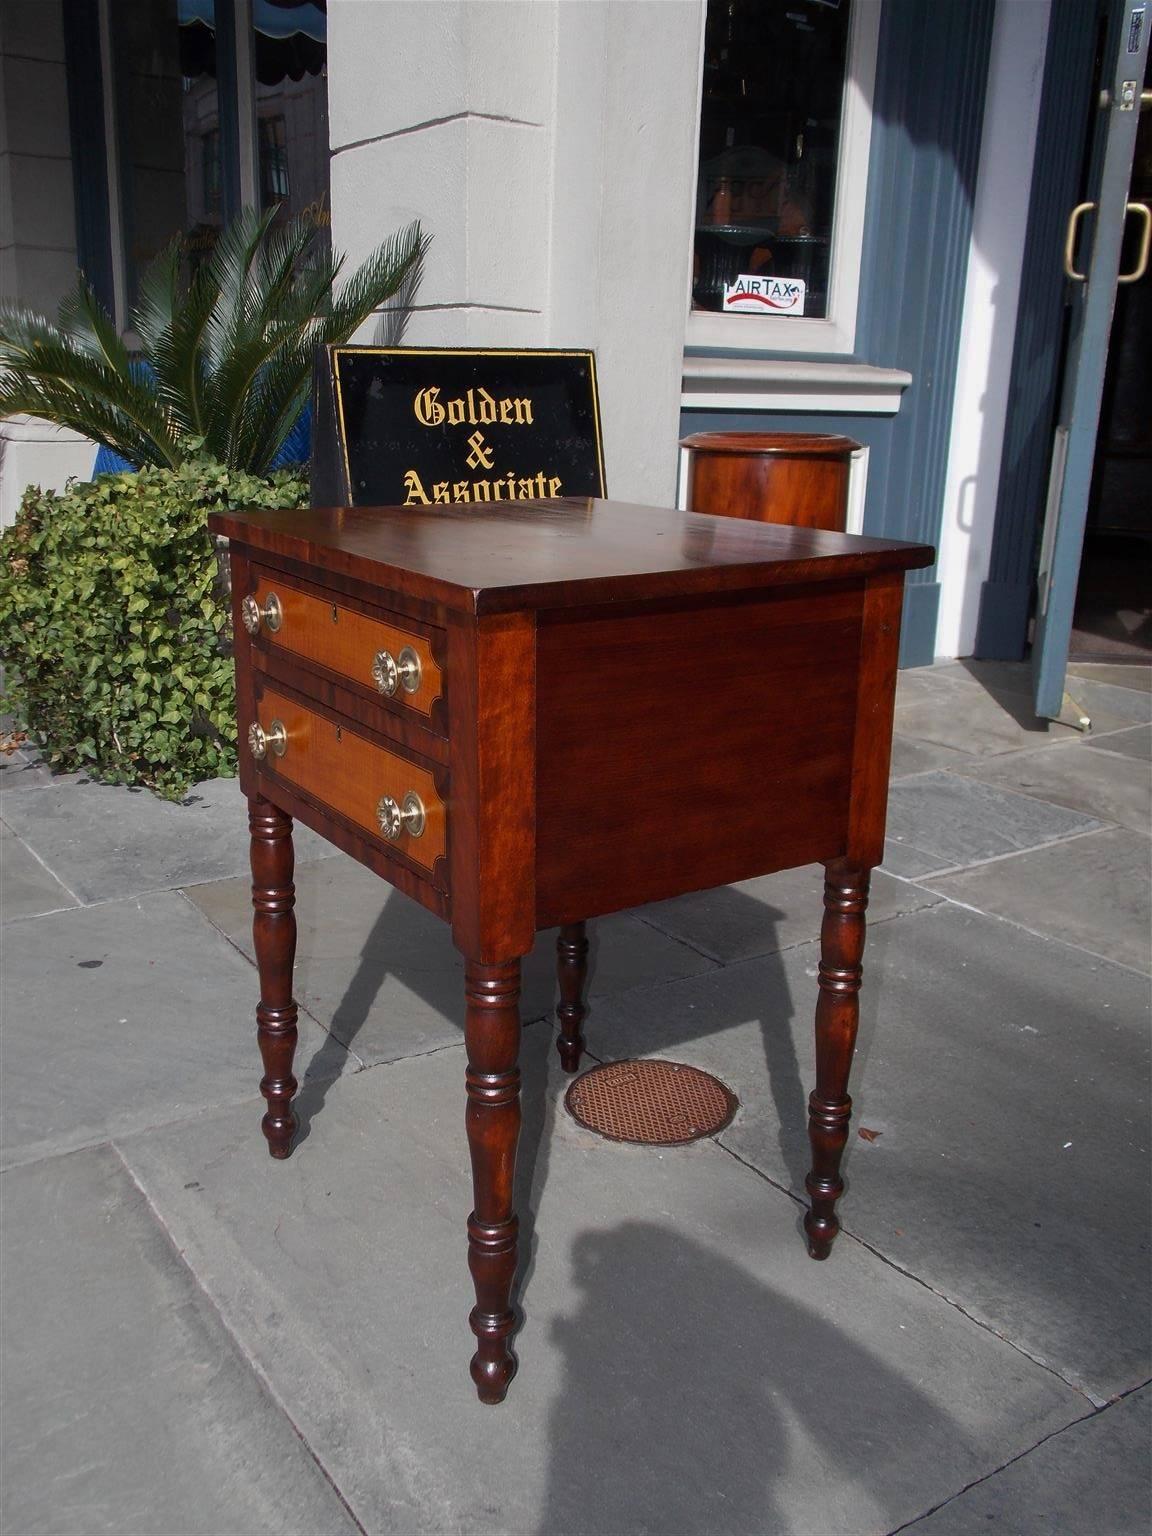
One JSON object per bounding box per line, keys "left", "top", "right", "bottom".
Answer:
{"left": 564, "top": 1059, "right": 738, "bottom": 1146}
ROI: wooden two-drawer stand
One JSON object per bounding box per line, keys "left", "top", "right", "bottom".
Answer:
{"left": 208, "top": 496, "right": 934, "bottom": 1404}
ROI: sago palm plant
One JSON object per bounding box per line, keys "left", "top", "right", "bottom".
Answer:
{"left": 0, "top": 207, "right": 428, "bottom": 476}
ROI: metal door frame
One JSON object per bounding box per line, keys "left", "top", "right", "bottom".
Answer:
{"left": 1032, "top": 0, "right": 1150, "bottom": 721}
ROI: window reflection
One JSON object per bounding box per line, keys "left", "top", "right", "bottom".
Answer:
{"left": 108, "top": 0, "right": 330, "bottom": 313}
{"left": 259, "top": 116, "right": 290, "bottom": 202}
{"left": 693, "top": 0, "right": 851, "bottom": 318}
{"left": 254, "top": 0, "right": 330, "bottom": 251}
{"left": 111, "top": 0, "right": 223, "bottom": 306}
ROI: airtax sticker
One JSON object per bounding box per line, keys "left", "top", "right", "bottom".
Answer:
{"left": 723, "top": 275, "right": 806, "bottom": 316}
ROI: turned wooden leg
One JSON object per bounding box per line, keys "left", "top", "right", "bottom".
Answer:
{"left": 555, "top": 921, "right": 589, "bottom": 1072}
{"left": 249, "top": 796, "right": 299, "bottom": 1160}
{"left": 805, "top": 859, "right": 871, "bottom": 1260}
{"left": 464, "top": 958, "right": 522, "bottom": 1404}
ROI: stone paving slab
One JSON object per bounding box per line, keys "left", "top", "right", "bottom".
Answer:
{"left": 894, "top": 673, "right": 1075, "bottom": 757}
{"left": 1067, "top": 661, "right": 1152, "bottom": 694}
{"left": 903, "top": 666, "right": 1152, "bottom": 755}
{"left": 880, "top": 771, "right": 1104, "bottom": 878}
{"left": 906, "top": 1385, "right": 1151, "bottom": 1535}
{"left": 0, "top": 744, "right": 68, "bottom": 793}
{"left": 1083, "top": 722, "right": 1152, "bottom": 761}
{"left": 911, "top": 663, "right": 1152, "bottom": 738}
{"left": 635, "top": 862, "right": 940, "bottom": 964}
{"left": 117, "top": 1039, "right": 1084, "bottom": 1536}
{"left": 889, "top": 734, "right": 974, "bottom": 778}
{"left": 584, "top": 901, "right": 1152, "bottom": 1403}
{"left": 953, "top": 736, "right": 1151, "bottom": 832}
{"left": 0, "top": 1144, "right": 361, "bottom": 1536}
{"left": 1060, "top": 673, "right": 1152, "bottom": 728}
{"left": 0, "top": 890, "right": 351, "bottom": 1169}
{"left": 906, "top": 659, "right": 1034, "bottom": 699}
{"left": 0, "top": 776, "right": 334, "bottom": 905}
{"left": 1, "top": 820, "right": 78, "bottom": 919}
{"left": 925, "top": 826, "right": 1151, "bottom": 973}
{"left": 186, "top": 851, "right": 717, "bottom": 1068}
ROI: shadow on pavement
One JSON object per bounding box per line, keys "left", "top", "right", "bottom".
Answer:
{"left": 535, "top": 1219, "right": 966, "bottom": 1536}
{"left": 291, "top": 882, "right": 816, "bottom": 1307}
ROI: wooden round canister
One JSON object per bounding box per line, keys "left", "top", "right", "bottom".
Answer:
{"left": 680, "top": 432, "right": 861, "bottom": 532}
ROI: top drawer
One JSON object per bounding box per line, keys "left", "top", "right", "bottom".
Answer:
{"left": 242, "top": 568, "right": 444, "bottom": 721}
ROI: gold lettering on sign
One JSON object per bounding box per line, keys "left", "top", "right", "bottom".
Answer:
{"left": 413, "top": 388, "right": 445, "bottom": 427}
{"left": 466, "top": 432, "right": 495, "bottom": 470}
{"left": 413, "top": 386, "right": 534, "bottom": 428}
{"left": 403, "top": 470, "right": 428, "bottom": 504}
{"left": 403, "top": 377, "right": 564, "bottom": 506}
{"left": 403, "top": 468, "right": 564, "bottom": 505}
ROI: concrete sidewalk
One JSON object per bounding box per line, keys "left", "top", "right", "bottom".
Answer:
{"left": 2, "top": 660, "right": 1149, "bottom": 1536}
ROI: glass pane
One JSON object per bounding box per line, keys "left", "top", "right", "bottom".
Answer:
{"left": 253, "top": 0, "right": 330, "bottom": 253}
{"left": 110, "top": 0, "right": 226, "bottom": 309}
{"left": 693, "top": 0, "right": 851, "bottom": 319}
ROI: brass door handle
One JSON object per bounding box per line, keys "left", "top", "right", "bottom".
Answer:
{"left": 376, "top": 791, "right": 426, "bottom": 840}
{"left": 1118, "top": 201, "right": 1151, "bottom": 284}
{"left": 241, "top": 592, "right": 283, "bottom": 635}
{"left": 371, "top": 646, "right": 422, "bottom": 696}
{"left": 247, "top": 719, "right": 287, "bottom": 759}
{"left": 1063, "top": 201, "right": 1095, "bottom": 281}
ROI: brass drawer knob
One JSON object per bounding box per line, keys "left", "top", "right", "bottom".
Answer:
{"left": 371, "top": 645, "right": 422, "bottom": 697}
{"left": 241, "top": 591, "right": 283, "bottom": 636}
{"left": 376, "top": 790, "right": 426, "bottom": 840}
{"left": 247, "top": 719, "right": 287, "bottom": 760}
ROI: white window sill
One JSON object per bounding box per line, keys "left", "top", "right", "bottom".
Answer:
{"left": 681, "top": 356, "right": 912, "bottom": 415}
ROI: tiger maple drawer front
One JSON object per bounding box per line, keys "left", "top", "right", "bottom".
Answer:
{"left": 243, "top": 568, "right": 444, "bottom": 720}
{"left": 250, "top": 685, "right": 447, "bottom": 879}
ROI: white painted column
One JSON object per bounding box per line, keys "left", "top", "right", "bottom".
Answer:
{"left": 934, "top": 0, "right": 1052, "bottom": 659}
{"left": 326, "top": 0, "right": 704, "bottom": 505}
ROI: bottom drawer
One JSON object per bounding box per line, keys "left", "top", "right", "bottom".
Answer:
{"left": 250, "top": 687, "right": 447, "bottom": 877}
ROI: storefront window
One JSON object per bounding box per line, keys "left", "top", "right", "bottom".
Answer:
{"left": 253, "top": 0, "right": 330, "bottom": 250}
{"left": 110, "top": 0, "right": 225, "bottom": 308}
{"left": 86, "top": 0, "right": 329, "bottom": 325}
{"left": 693, "top": 0, "right": 852, "bottom": 321}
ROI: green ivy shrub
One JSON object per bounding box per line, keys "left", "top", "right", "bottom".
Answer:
{"left": 0, "top": 458, "right": 307, "bottom": 799}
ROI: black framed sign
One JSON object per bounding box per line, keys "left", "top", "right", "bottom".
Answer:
{"left": 311, "top": 346, "right": 606, "bottom": 507}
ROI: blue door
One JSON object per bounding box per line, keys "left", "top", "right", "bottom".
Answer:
{"left": 1033, "top": 0, "right": 1150, "bottom": 719}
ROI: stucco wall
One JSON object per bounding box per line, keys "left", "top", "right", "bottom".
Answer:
{"left": 0, "top": 1, "right": 96, "bottom": 521}
{"left": 0, "top": 0, "right": 78, "bottom": 313}
{"left": 327, "top": 0, "right": 704, "bottom": 505}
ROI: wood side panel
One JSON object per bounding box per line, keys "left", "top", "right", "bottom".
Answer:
{"left": 686, "top": 453, "right": 851, "bottom": 532}
{"left": 253, "top": 685, "right": 446, "bottom": 875}
{"left": 534, "top": 587, "right": 862, "bottom": 925}
{"left": 449, "top": 612, "right": 537, "bottom": 962}
{"left": 249, "top": 568, "right": 444, "bottom": 719}
{"left": 845, "top": 572, "right": 907, "bottom": 867}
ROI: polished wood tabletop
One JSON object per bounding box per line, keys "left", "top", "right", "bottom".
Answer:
{"left": 211, "top": 496, "right": 931, "bottom": 611}
{"left": 210, "top": 495, "right": 934, "bottom": 1404}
